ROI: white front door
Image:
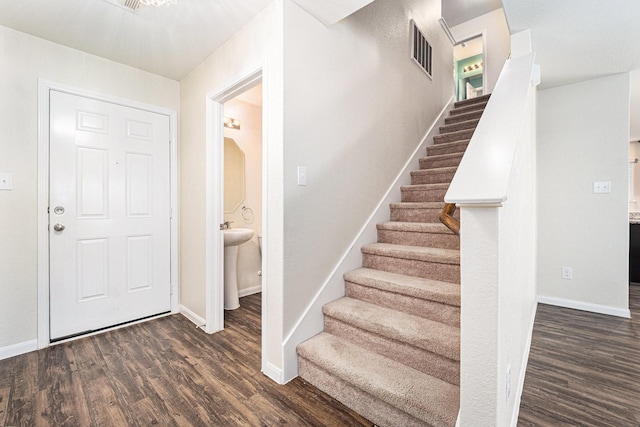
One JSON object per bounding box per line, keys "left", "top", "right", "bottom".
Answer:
{"left": 49, "top": 90, "right": 171, "bottom": 340}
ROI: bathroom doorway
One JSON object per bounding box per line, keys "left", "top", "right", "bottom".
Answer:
{"left": 454, "top": 35, "right": 485, "bottom": 102}
{"left": 222, "top": 84, "right": 263, "bottom": 312}
{"left": 204, "top": 69, "right": 266, "bottom": 337}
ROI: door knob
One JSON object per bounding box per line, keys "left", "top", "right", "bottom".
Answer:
{"left": 53, "top": 223, "right": 65, "bottom": 232}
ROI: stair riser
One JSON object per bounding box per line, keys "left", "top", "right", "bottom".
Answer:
{"left": 401, "top": 187, "right": 447, "bottom": 203}
{"left": 434, "top": 129, "right": 474, "bottom": 144}
{"left": 362, "top": 253, "right": 460, "bottom": 283}
{"left": 345, "top": 281, "right": 460, "bottom": 327}
{"left": 324, "top": 317, "right": 460, "bottom": 386}
{"left": 377, "top": 229, "right": 459, "bottom": 250}
{"left": 420, "top": 156, "right": 462, "bottom": 169}
{"left": 450, "top": 102, "right": 488, "bottom": 116}
{"left": 445, "top": 110, "right": 483, "bottom": 125}
{"left": 298, "top": 358, "right": 430, "bottom": 427}
{"left": 427, "top": 141, "right": 469, "bottom": 157}
{"left": 439, "top": 119, "right": 479, "bottom": 134}
{"left": 389, "top": 205, "right": 459, "bottom": 223}
{"left": 410, "top": 170, "right": 456, "bottom": 185}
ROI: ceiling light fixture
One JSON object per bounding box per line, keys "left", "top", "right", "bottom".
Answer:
{"left": 224, "top": 117, "right": 241, "bottom": 130}
{"left": 139, "top": 0, "right": 177, "bottom": 6}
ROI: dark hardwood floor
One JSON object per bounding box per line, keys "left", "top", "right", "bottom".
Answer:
{"left": 0, "top": 293, "right": 373, "bottom": 426}
{"left": 518, "top": 285, "right": 640, "bottom": 426}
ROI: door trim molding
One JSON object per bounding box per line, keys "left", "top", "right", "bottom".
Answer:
{"left": 37, "top": 80, "right": 179, "bottom": 349}
{"left": 204, "top": 68, "right": 263, "bottom": 336}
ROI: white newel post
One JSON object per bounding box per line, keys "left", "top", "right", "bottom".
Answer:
{"left": 459, "top": 206, "right": 501, "bottom": 426}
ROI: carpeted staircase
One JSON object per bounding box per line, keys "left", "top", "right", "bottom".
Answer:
{"left": 296, "top": 94, "right": 491, "bottom": 427}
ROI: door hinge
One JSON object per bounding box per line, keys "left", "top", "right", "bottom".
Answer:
{"left": 169, "top": 208, "right": 173, "bottom": 219}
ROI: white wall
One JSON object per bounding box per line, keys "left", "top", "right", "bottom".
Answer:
{"left": 451, "top": 8, "right": 510, "bottom": 95}
{"left": 282, "top": 0, "right": 453, "bottom": 340}
{"left": 537, "top": 73, "right": 630, "bottom": 315}
{"left": 0, "top": 25, "right": 179, "bottom": 353}
{"left": 224, "top": 97, "right": 263, "bottom": 293}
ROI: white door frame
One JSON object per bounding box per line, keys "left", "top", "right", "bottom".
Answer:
{"left": 204, "top": 68, "right": 263, "bottom": 333}
{"left": 37, "top": 80, "right": 179, "bottom": 348}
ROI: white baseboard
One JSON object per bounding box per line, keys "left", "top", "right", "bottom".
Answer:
{"left": 0, "top": 339, "right": 38, "bottom": 361}
{"left": 537, "top": 295, "right": 631, "bottom": 318}
{"left": 263, "top": 361, "right": 284, "bottom": 384}
{"left": 239, "top": 286, "right": 262, "bottom": 298}
{"left": 180, "top": 305, "right": 207, "bottom": 328}
{"left": 510, "top": 302, "right": 538, "bottom": 427}
{"left": 280, "top": 97, "right": 455, "bottom": 383}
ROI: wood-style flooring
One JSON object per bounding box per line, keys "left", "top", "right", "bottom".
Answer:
{"left": 518, "top": 285, "right": 640, "bottom": 426}
{"left": 0, "top": 293, "right": 373, "bottom": 426}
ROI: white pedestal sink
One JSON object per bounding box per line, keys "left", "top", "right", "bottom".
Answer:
{"left": 223, "top": 228, "right": 255, "bottom": 310}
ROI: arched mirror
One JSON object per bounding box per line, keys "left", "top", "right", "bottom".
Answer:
{"left": 224, "top": 137, "right": 245, "bottom": 213}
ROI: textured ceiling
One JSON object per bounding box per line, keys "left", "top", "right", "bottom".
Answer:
{"left": 0, "top": 0, "right": 377, "bottom": 82}
{"left": 0, "top": 0, "right": 273, "bottom": 81}
{"left": 502, "top": 0, "right": 640, "bottom": 89}
{"left": 442, "top": 0, "right": 503, "bottom": 27}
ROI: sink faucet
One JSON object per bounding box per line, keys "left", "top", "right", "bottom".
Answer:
{"left": 221, "top": 220, "right": 233, "bottom": 230}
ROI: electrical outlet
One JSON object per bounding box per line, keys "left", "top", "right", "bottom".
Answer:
{"left": 562, "top": 266, "right": 573, "bottom": 280}
{"left": 593, "top": 181, "right": 611, "bottom": 194}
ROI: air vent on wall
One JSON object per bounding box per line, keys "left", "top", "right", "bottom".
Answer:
{"left": 411, "top": 19, "right": 433, "bottom": 79}
{"left": 103, "top": 0, "right": 141, "bottom": 13}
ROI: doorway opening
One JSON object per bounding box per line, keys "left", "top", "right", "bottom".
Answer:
{"left": 204, "top": 69, "right": 269, "bottom": 366}
{"left": 222, "top": 84, "right": 263, "bottom": 315}
{"left": 454, "top": 35, "right": 485, "bottom": 102}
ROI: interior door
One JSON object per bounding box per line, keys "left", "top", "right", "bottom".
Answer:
{"left": 49, "top": 90, "right": 171, "bottom": 340}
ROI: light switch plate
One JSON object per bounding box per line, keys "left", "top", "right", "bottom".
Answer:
{"left": 297, "top": 166, "right": 307, "bottom": 186}
{"left": 0, "top": 173, "right": 12, "bottom": 190}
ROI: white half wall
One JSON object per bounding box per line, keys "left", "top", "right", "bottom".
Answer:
{"left": 537, "top": 73, "right": 630, "bottom": 314}
{"left": 0, "top": 24, "right": 179, "bottom": 351}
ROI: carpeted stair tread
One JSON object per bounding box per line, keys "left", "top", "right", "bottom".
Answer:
{"left": 433, "top": 128, "right": 475, "bottom": 145}
{"left": 439, "top": 118, "right": 479, "bottom": 134}
{"left": 377, "top": 221, "right": 452, "bottom": 234}
{"left": 444, "top": 109, "right": 483, "bottom": 125}
{"left": 389, "top": 202, "right": 456, "bottom": 223}
{"left": 402, "top": 182, "right": 449, "bottom": 192}
{"left": 419, "top": 154, "right": 463, "bottom": 170}
{"left": 453, "top": 93, "right": 490, "bottom": 108}
{"left": 419, "top": 152, "right": 464, "bottom": 163}
{"left": 426, "top": 140, "right": 470, "bottom": 156}
{"left": 297, "top": 333, "right": 459, "bottom": 426}
{"left": 344, "top": 268, "right": 460, "bottom": 307}
{"left": 362, "top": 243, "right": 459, "bottom": 265}
{"left": 323, "top": 297, "right": 460, "bottom": 361}
{"left": 449, "top": 101, "right": 487, "bottom": 116}
{"left": 376, "top": 221, "right": 459, "bottom": 249}
{"left": 390, "top": 201, "right": 447, "bottom": 209}
{"left": 410, "top": 167, "right": 457, "bottom": 185}
{"left": 411, "top": 166, "right": 457, "bottom": 176}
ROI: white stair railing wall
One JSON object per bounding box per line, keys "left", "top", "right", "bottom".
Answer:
{"left": 446, "top": 30, "right": 539, "bottom": 427}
